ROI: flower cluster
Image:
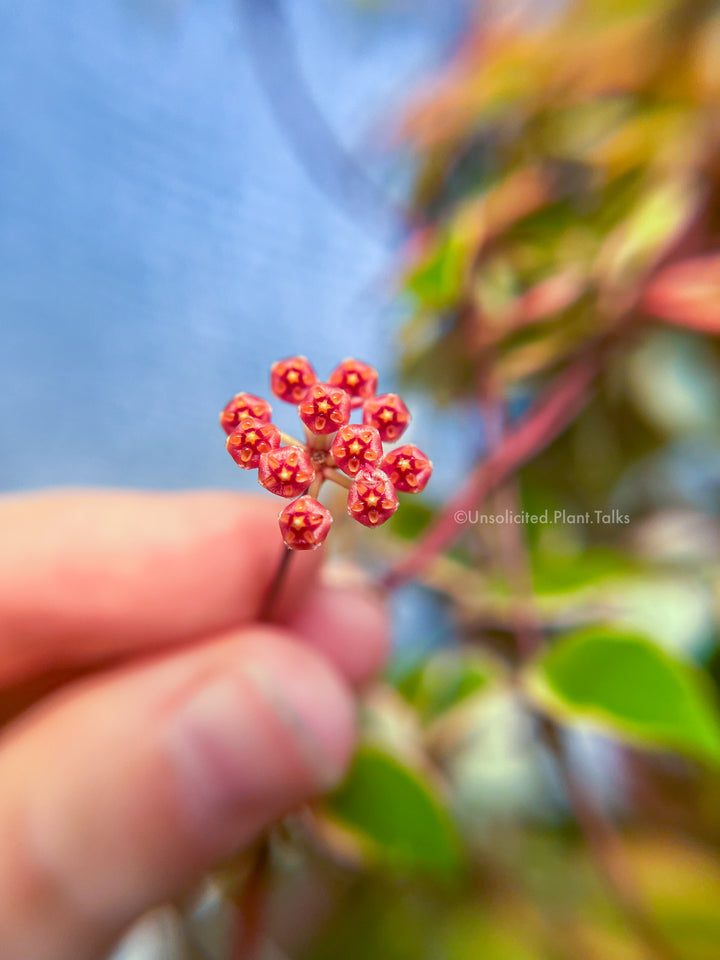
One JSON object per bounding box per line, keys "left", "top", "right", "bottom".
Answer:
{"left": 220, "top": 357, "right": 432, "bottom": 550}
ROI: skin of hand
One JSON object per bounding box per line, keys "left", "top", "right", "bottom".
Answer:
{"left": 0, "top": 490, "right": 389, "bottom": 960}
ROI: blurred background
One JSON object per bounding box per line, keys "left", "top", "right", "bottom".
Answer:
{"left": 4, "top": 1, "right": 720, "bottom": 959}
{"left": 0, "top": 0, "right": 472, "bottom": 491}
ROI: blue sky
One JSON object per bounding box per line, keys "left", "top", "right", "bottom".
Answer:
{"left": 0, "top": 0, "right": 471, "bottom": 491}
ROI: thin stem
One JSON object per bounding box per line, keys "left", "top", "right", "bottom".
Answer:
{"left": 308, "top": 473, "right": 324, "bottom": 498}
{"left": 259, "top": 545, "right": 295, "bottom": 622}
{"left": 323, "top": 467, "right": 353, "bottom": 489}
{"left": 304, "top": 425, "right": 333, "bottom": 452}
{"left": 279, "top": 431, "right": 304, "bottom": 448}
{"left": 479, "top": 392, "right": 543, "bottom": 661}
{"left": 382, "top": 346, "right": 603, "bottom": 590}
{"left": 542, "top": 722, "right": 681, "bottom": 960}
{"left": 229, "top": 841, "right": 271, "bottom": 960}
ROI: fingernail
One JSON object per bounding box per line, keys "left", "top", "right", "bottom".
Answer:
{"left": 166, "top": 657, "right": 354, "bottom": 835}
{"left": 242, "top": 661, "right": 347, "bottom": 790}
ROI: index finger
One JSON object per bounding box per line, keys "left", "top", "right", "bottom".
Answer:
{"left": 0, "top": 489, "right": 322, "bottom": 686}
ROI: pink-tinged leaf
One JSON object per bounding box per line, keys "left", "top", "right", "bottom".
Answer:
{"left": 507, "top": 269, "right": 585, "bottom": 328}
{"left": 642, "top": 254, "right": 720, "bottom": 333}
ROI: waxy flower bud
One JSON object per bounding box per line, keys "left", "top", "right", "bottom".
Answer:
{"left": 219, "top": 392, "right": 273, "bottom": 435}
{"left": 258, "top": 446, "right": 315, "bottom": 498}
{"left": 271, "top": 356, "right": 317, "bottom": 404}
{"left": 299, "top": 383, "right": 351, "bottom": 435}
{"left": 363, "top": 393, "right": 410, "bottom": 443}
{"left": 278, "top": 495, "right": 333, "bottom": 551}
{"left": 226, "top": 417, "right": 280, "bottom": 470}
{"left": 381, "top": 444, "right": 433, "bottom": 494}
{"left": 329, "top": 358, "right": 378, "bottom": 408}
{"left": 331, "top": 424, "right": 383, "bottom": 478}
{"left": 347, "top": 468, "right": 399, "bottom": 527}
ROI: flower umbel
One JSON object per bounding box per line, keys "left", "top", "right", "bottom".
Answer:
{"left": 220, "top": 357, "right": 432, "bottom": 550}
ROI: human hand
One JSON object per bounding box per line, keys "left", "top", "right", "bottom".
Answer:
{"left": 0, "top": 490, "right": 389, "bottom": 960}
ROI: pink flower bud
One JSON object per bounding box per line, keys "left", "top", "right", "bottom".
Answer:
{"left": 299, "top": 383, "right": 351, "bottom": 435}
{"left": 270, "top": 356, "right": 317, "bottom": 404}
{"left": 329, "top": 359, "right": 378, "bottom": 408}
{"left": 258, "top": 446, "right": 315, "bottom": 498}
{"left": 219, "top": 392, "right": 272, "bottom": 435}
{"left": 347, "top": 468, "right": 399, "bottom": 527}
{"left": 363, "top": 393, "right": 410, "bottom": 443}
{"left": 278, "top": 495, "right": 333, "bottom": 551}
{"left": 226, "top": 417, "right": 280, "bottom": 470}
{"left": 381, "top": 444, "right": 433, "bottom": 493}
{"left": 331, "top": 424, "right": 383, "bottom": 478}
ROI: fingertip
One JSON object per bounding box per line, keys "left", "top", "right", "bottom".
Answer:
{"left": 0, "top": 490, "right": 324, "bottom": 684}
{"left": 0, "top": 625, "right": 357, "bottom": 960}
{"left": 285, "top": 584, "right": 391, "bottom": 687}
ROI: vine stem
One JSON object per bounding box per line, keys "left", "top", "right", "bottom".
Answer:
{"left": 229, "top": 842, "right": 271, "bottom": 960}
{"left": 478, "top": 391, "right": 543, "bottom": 661}
{"left": 479, "top": 389, "right": 681, "bottom": 960}
{"left": 382, "top": 346, "right": 603, "bottom": 590}
{"left": 541, "top": 721, "right": 682, "bottom": 960}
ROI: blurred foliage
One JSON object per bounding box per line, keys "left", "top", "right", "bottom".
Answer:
{"left": 327, "top": 745, "right": 464, "bottom": 878}
{"left": 399, "top": 0, "right": 720, "bottom": 397}
{"left": 223, "top": 2, "right": 720, "bottom": 958}
{"left": 526, "top": 626, "right": 720, "bottom": 762}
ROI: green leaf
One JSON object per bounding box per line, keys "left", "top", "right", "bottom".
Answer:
{"left": 385, "top": 498, "right": 435, "bottom": 541}
{"left": 596, "top": 178, "right": 698, "bottom": 289}
{"left": 525, "top": 627, "right": 720, "bottom": 763}
{"left": 443, "top": 907, "right": 543, "bottom": 960}
{"left": 530, "top": 546, "right": 635, "bottom": 595}
{"left": 329, "top": 745, "right": 463, "bottom": 879}
{"left": 405, "top": 230, "right": 467, "bottom": 310}
{"left": 305, "top": 875, "right": 437, "bottom": 960}
{"left": 397, "top": 651, "right": 496, "bottom": 722}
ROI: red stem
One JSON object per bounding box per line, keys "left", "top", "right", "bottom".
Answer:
{"left": 230, "top": 843, "right": 271, "bottom": 960}
{"left": 542, "top": 723, "right": 681, "bottom": 960}
{"left": 383, "top": 348, "right": 602, "bottom": 590}
{"left": 259, "top": 546, "right": 294, "bottom": 622}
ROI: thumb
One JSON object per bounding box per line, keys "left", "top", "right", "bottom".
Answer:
{"left": 0, "top": 628, "right": 355, "bottom": 960}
